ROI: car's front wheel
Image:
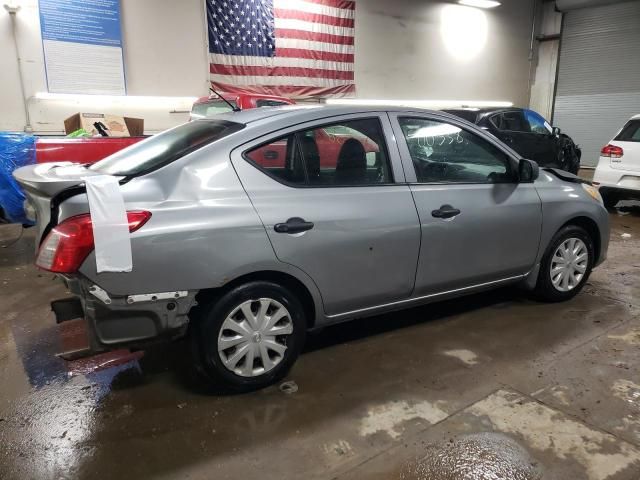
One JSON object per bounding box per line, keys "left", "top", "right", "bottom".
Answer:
{"left": 190, "top": 281, "right": 306, "bottom": 393}
{"left": 534, "top": 225, "right": 594, "bottom": 302}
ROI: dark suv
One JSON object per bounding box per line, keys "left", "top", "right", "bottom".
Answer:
{"left": 444, "top": 108, "right": 581, "bottom": 174}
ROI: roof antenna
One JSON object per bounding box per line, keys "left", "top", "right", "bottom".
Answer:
{"left": 209, "top": 87, "right": 241, "bottom": 112}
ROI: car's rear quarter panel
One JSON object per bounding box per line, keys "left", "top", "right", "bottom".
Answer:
{"left": 76, "top": 140, "right": 320, "bottom": 305}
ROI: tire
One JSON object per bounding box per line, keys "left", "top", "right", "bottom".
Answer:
{"left": 601, "top": 191, "right": 619, "bottom": 209}
{"left": 533, "top": 225, "right": 594, "bottom": 302}
{"left": 190, "top": 281, "right": 306, "bottom": 393}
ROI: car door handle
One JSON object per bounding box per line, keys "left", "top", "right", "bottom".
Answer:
{"left": 274, "top": 217, "right": 314, "bottom": 234}
{"left": 431, "top": 205, "right": 461, "bottom": 219}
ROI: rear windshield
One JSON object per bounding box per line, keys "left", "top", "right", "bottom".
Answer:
{"left": 191, "top": 99, "right": 238, "bottom": 118}
{"left": 615, "top": 120, "right": 640, "bottom": 142}
{"left": 89, "top": 120, "right": 244, "bottom": 176}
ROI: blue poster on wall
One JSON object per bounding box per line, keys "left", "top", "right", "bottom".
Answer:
{"left": 39, "top": 0, "right": 126, "bottom": 95}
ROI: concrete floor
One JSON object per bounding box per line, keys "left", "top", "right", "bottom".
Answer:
{"left": 1, "top": 200, "right": 640, "bottom": 479}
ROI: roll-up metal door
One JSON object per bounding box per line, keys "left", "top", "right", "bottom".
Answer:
{"left": 553, "top": 1, "right": 640, "bottom": 166}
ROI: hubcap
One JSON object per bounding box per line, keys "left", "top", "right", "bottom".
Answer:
{"left": 550, "top": 237, "right": 588, "bottom": 292}
{"left": 218, "top": 298, "right": 293, "bottom": 377}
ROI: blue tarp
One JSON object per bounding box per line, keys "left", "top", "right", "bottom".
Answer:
{"left": 0, "top": 132, "right": 36, "bottom": 224}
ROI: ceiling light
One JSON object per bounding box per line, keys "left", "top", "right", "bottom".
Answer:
{"left": 34, "top": 92, "right": 197, "bottom": 108}
{"left": 441, "top": 5, "right": 488, "bottom": 60}
{"left": 458, "top": 0, "right": 501, "bottom": 8}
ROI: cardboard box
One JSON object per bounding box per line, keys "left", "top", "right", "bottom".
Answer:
{"left": 64, "top": 113, "right": 144, "bottom": 137}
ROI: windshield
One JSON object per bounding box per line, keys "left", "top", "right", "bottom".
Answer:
{"left": 89, "top": 120, "right": 244, "bottom": 176}
{"left": 191, "top": 99, "right": 238, "bottom": 118}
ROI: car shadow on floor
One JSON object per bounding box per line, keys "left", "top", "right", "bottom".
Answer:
{"left": 304, "top": 287, "right": 526, "bottom": 354}
{"left": 127, "top": 285, "right": 531, "bottom": 395}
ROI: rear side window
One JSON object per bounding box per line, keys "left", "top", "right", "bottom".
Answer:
{"left": 245, "top": 118, "right": 393, "bottom": 186}
{"left": 256, "top": 99, "right": 289, "bottom": 107}
{"left": 490, "top": 111, "right": 530, "bottom": 133}
{"left": 90, "top": 120, "right": 244, "bottom": 176}
{"left": 615, "top": 120, "right": 640, "bottom": 142}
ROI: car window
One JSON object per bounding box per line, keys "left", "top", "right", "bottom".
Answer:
{"left": 245, "top": 118, "right": 393, "bottom": 186}
{"left": 615, "top": 120, "right": 640, "bottom": 142}
{"left": 398, "top": 117, "right": 513, "bottom": 184}
{"left": 524, "top": 109, "right": 552, "bottom": 135}
{"left": 90, "top": 120, "right": 245, "bottom": 176}
{"left": 245, "top": 135, "right": 306, "bottom": 185}
{"left": 256, "top": 99, "right": 289, "bottom": 107}
{"left": 490, "top": 111, "right": 530, "bottom": 133}
{"left": 191, "top": 100, "right": 238, "bottom": 118}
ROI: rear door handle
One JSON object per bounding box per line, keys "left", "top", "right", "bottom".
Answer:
{"left": 431, "top": 204, "right": 461, "bottom": 219}
{"left": 274, "top": 217, "right": 314, "bottom": 234}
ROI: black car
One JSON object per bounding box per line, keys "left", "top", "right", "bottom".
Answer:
{"left": 444, "top": 108, "right": 581, "bottom": 174}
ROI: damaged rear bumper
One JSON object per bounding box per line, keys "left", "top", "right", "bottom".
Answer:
{"left": 58, "top": 276, "right": 198, "bottom": 351}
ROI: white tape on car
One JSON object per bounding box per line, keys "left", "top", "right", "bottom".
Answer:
{"left": 84, "top": 175, "right": 132, "bottom": 273}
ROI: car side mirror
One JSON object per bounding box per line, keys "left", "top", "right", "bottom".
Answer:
{"left": 519, "top": 159, "right": 539, "bottom": 183}
{"left": 552, "top": 126, "right": 561, "bottom": 136}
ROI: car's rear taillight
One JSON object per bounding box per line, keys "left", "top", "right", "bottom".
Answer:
{"left": 601, "top": 144, "right": 624, "bottom": 158}
{"left": 36, "top": 211, "right": 151, "bottom": 273}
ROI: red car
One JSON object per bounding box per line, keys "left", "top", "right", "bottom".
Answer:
{"left": 35, "top": 137, "right": 143, "bottom": 165}
{"left": 190, "top": 93, "right": 295, "bottom": 120}
{"left": 36, "top": 93, "right": 296, "bottom": 165}
{"left": 248, "top": 124, "right": 380, "bottom": 169}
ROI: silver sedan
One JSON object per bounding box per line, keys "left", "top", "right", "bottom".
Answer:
{"left": 14, "top": 105, "right": 610, "bottom": 392}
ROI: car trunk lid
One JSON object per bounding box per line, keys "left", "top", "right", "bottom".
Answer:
{"left": 13, "top": 162, "right": 119, "bottom": 243}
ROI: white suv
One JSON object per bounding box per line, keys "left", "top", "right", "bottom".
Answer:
{"left": 593, "top": 114, "right": 640, "bottom": 208}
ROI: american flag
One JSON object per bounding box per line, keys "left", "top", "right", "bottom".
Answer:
{"left": 207, "top": 0, "right": 355, "bottom": 98}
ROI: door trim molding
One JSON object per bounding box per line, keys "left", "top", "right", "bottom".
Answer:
{"left": 326, "top": 273, "right": 527, "bottom": 320}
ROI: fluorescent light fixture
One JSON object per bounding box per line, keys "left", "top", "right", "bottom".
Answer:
{"left": 325, "top": 99, "right": 513, "bottom": 109}
{"left": 34, "top": 92, "right": 197, "bottom": 108}
{"left": 458, "top": 0, "right": 501, "bottom": 8}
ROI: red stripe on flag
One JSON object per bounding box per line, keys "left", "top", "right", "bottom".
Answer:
{"left": 304, "top": 0, "right": 355, "bottom": 10}
{"left": 211, "top": 80, "right": 355, "bottom": 98}
{"left": 274, "top": 9, "right": 355, "bottom": 28}
{"left": 210, "top": 63, "right": 354, "bottom": 81}
{"left": 276, "top": 47, "right": 354, "bottom": 63}
{"left": 276, "top": 28, "right": 354, "bottom": 46}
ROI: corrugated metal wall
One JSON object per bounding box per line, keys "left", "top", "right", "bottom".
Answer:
{"left": 553, "top": 1, "right": 640, "bottom": 166}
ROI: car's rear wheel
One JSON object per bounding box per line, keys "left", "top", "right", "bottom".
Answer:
{"left": 533, "top": 225, "right": 594, "bottom": 302}
{"left": 190, "top": 281, "right": 306, "bottom": 393}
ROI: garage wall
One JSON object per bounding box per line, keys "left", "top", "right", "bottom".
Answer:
{"left": 355, "top": 0, "right": 536, "bottom": 107}
{"left": 0, "top": 0, "right": 208, "bottom": 134}
{"left": 553, "top": 1, "right": 640, "bottom": 166}
{"left": 0, "top": 0, "right": 536, "bottom": 135}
